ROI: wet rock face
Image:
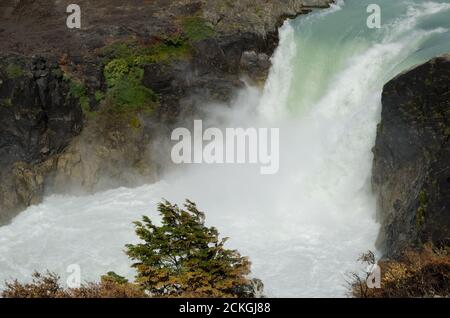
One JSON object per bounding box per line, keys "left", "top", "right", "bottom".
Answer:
{"left": 46, "top": 112, "right": 159, "bottom": 196}
{"left": 142, "top": 32, "right": 271, "bottom": 125}
{"left": 373, "top": 54, "right": 450, "bottom": 257}
{"left": 0, "top": 55, "right": 83, "bottom": 223}
{"left": 240, "top": 51, "right": 271, "bottom": 83}
{"left": 0, "top": 56, "right": 83, "bottom": 165}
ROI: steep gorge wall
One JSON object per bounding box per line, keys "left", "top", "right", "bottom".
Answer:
{"left": 373, "top": 54, "right": 450, "bottom": 257}
{"left": 0, "top": 56, "right": 83, "bottom": 223}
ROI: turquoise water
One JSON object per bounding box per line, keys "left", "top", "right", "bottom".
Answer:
{"left": 0, "top": 0, "right": 449, "bottom": 297}
{"left": 280, "top": 0, "right": 450, "bottom": 116}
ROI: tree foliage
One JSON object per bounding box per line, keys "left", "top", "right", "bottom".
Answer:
{"left": 2, "top": 200, "right": 262, "bottom": 298}
{"left": 1, "top": 271, "right": 146, "bottom": 298}
{"left": 126, "top": 199, "right": 260, "bottom": 297}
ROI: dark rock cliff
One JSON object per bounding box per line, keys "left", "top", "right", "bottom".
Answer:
{"left": 0, "top": 56, "right": 83, "bottom": 165}
{"left": 373, "top": 54, "right": 450, "bottom": 257}
{"left": 0, "top": 56, "right": 83, "bottom": 223}
{"left": 0, "top": 0, "right": 334, "bottom": 222}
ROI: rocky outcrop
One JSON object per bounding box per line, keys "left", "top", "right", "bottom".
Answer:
{"left": 45, "top": 111, "right": 159, "bottom": 195}
{"left": 373, "top": 54, "right": 450, "bottom": 257}
{"left": 0, "top": 0, "right": 334, "bottom": 222}
{"left": 0, "top": 0, "right": 332, "bottom": 56}
{"left": 142, "top": 33, "right": 274, "bottom": 124}
{"left": 0, "top": 55, "right": 83, "bottom": 223}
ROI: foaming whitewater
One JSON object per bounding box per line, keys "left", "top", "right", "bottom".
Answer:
{"left": 2, "top": 0, "right": 450, "bottom": 297}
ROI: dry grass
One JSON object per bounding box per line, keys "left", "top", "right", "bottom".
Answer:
{"left": 351, "top": 245, "right": 450, "bottom": 298}
{"left": 1, "top": 272, "right": 147, "bottom": 298}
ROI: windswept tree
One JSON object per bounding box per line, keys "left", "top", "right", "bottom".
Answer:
{"left": 2, "top": 200, "right": 263, "bottom": 298}
{"left": 126, "top": 199, "right": 262, "bottom": 298}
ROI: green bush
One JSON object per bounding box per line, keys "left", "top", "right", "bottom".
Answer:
{"left": 101, "top": 42, "right": 136, "bottom": 62}
{"left": 5, "top": 64, "right": 24, "bottom": 79}
{"left": 104, "top": 61, "right": 158, "bottom": 113}
{"left": 417, "top": 190, "right": 427, "bottom": 228}
{"left": 351, "top": 245, "right": 450, "bottom": 298}
{"left": 139, "top": 40, "right": 191, "bottom": 64}
{"left": 68, "top": 80, "right": 90, "bottom": 113}
{"left": 1, "top": 271, "right": 146, "bottom": 298}
{"left": 108, "top": 78, "right": 157, "bottom": 113}
{"left": 95, "top": 90, "right": 105, "bottom": 102}
{"left": 1, "top": 200, "right": 263, "bottom": 298}
{"left": 181, "top": 17, "right": 216, "bottom": 42}
{"left": 104, "top": 59, "right": 129, "bottom": 87}
{"left": 101, "top": 38, "right": 191, "bottom": 67}
{"left": 101, "top": 39, "right": 195, "bottom": 114}
{"left": 126, "top": 200, "right": 261, "bottom": 297}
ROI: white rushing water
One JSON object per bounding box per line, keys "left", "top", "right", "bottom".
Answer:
{"left": 1, "top": 0, "right": 450, "bottom": 297}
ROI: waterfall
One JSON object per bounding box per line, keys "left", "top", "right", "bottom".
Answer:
{"left": 1, "top": 0, "right": 450, "bottom": 297}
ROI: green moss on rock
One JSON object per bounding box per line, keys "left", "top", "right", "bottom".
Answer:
{"left": 181, "top": 16, "right": 216, "bottom": 42}
{"left": 129, "top": 116, "right": 141, "bottom": 129}
{"left": 5, "top": 64, "right": 24, "bottom": 79}
{"left": 101, "top": 38, "right": 191, "bottom": 66}
{"left": 95, "top": 90, "right": 105, "bottom": 102}
{"left": 68, "top": 79, "right": 92, "bottom": 117}
{"left": 0, "top": 98, "right": 12, "bottom": 107}
{"left": 416, "top": 190, "right": 427, "bottom": 228}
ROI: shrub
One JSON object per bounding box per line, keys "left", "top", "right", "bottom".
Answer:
{"left": 101, "top": 42, "right": 136, "bottom": 62}
{"left": 104, "top": 58, "right": 130, "bottom": 87}
{"left": 140, "top": 40, "right": 191, "bottom": 64}
{"left": 101, "top": 38, "right": 191, "bottom": 66}
{"left": 181, "top": 17, "right": 216, "bottom": 42}
{"left": 104, "top": 62, "right": 158, "bottom": 113}
{"left": 2, "top": 272, "right": 66, "bottom": 298}
{"left": 68, "top": 79, "right": 90, "bottom": 114}
{"left": 351, "top": 245, "right": 450, "bottom": 298}
{"left": 126, "top": 200, "right": 261, "bottom": 298}
{"left": 99, "top": 38, "right": 193, "bottom": 114}
{"left": 2, "top": 200, "right": 263, "bottom": 298}
{"left": 1, "top": 271, "right": 146, "bottom": 298}
{"left": 95, "top": 90, "right": 105, "bottom": 102}
{"left": 417, "top": 190, "right": 427, "bottom": 228}
{"left": 5, "top": 64, "right": 24, "bottom": 79}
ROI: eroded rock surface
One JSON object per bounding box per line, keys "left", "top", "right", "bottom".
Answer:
{"left": 373, "top": 54, "right": 450, "bottom": 257}
{"left": 0, "top": 56, "right": 82, "bottom": 222}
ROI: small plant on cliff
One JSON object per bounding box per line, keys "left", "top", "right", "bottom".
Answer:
{"left": 126, "top": 199, "right": 261, "bottom": 297}
{"left": 351, "top": 244, "right": 450, "bottom": 298}
{"left": 101, "top": 38, "right": 191, "bottom": 66}
{"left": 68, "top": 78, "right": 91, "bottom": 115}
{"left": 4, "top": 64, "right": 24, "bottom": 79}
{"left": 181, "top": 17, "right": 216, "bottom": 42}
{"left": 416, "top": 190, "right": 427, "bottom": 228}
{"left": 104, "top": 59, "right": 158, "bottom": 113}
{"left": 100, "top": 37, "right": 193, "bottom": 114}
{"left": 104, "top": 58, "right": 130, "bottom": 86}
